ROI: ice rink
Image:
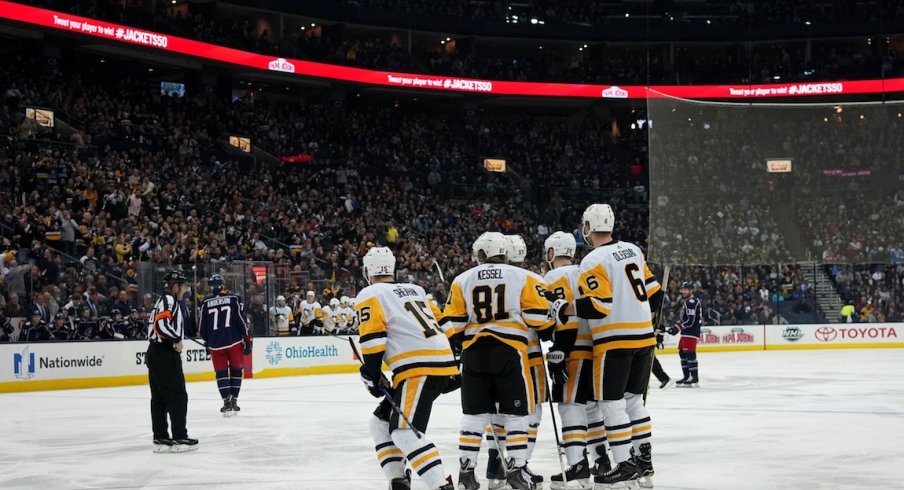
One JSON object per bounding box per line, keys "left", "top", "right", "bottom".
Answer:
{"left": 2, "top": 349, "right": 903, "bottom": 490}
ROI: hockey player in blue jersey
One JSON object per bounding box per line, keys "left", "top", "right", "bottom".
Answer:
{"left": 668, "top": 281, "right": 702, "bottom": 386}
{"left": 199, "top": 274, "right": 253, "bottom": 415}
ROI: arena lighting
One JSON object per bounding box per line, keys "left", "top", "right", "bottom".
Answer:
{"left": 6, "top": 0, "right": 904, "bottom": 100}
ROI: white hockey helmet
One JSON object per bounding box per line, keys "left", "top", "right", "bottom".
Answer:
{"left": 363, "top": 246, "right": 396, "bottom": 284}
{"left": 544, "top": 231, "right": 577, "bottom": 268}
{"left": 276, "top": 295, "right": 286, "bottom": 306}
{"left": 581, "top": 203, "right": 615, "bottom": 242}
{"left": 426, "top": 293, "right": 434, "bottom": 301}
{"left": 330, "top": 297, "right": 340, "bottom": 308}
{"left": 306, "top": 290, "right": 315, "bottom": 298}
{"left": 504, "top": 235, "right": 527, "bottom": 264}
{"left": 350, "top": 297, "right": 357, "bottom": 307}
{"left": 471, "top": 232, "right": 507, "bottom": 264}
{"left": 340, "top": 295, "right": 350, "bottom": 306}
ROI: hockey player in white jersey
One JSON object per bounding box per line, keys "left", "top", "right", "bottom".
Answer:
{"left": 268, "top": 295, "right": 293, "bottom": 336}
{"left": 356, "top": 247, "right": 457, "bottom": 490}
{"left": 297, "top": 291, "right": 323, "bottom": 335}
{"left": 323, "top": 298, "right": 341, "bottom": 333}
{"left": 441, "top": 232, "right": 554, "bottom": 490}
{"left": 543, "top": 231, "right": 610, "bottom": 489}
{"left": 548, "top": 204, "right": 661, "bottom": 489}
{"left": 338, "top": 296, "right": 355, "bottom": 334}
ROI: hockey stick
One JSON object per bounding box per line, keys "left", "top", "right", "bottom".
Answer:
{"left": 187, "top": 336, "right": 207, "bottom": 348}
{"left": 345, "top": 334, "right": 424, "bottom": 439}
{"left": 540, "top": 343, "right": 572, "bottom": 488}
{"left": 644, "top": 264, "right": 671, "bottom": 404}
{"left": 432, "top": 259, "right": 445, "bottom": 285}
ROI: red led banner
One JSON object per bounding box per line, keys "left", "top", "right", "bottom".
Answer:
{"left": 3, "top": 0, "right": 904, "bottom": 99}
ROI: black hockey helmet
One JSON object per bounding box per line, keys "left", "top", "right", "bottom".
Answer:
{"left": 111, "top": 308, "right": 122, "bottom": 317}
{"left": 208, "top": 274, "right": 225, "bottom": 294}
{"left": 162, "top": 269, "right": 187, "bottom": 288}
{"left": 679, "top": 281, "right": 694, "bottom": 290}
{"left": 54, "top": 312, "right": 67, "bottom": 322}
{"left": 30, "top": 307, "right": 42, "bottom": 318}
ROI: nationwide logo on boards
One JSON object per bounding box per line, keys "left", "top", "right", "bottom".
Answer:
{"left": 782, "top": 327, "right": 804, "bottom": 342}
{"left": 13, "top": 346, "right": 36, "bottom": 380}
{"left": 601, "top": 86, "right": 629, "bottom": 98}
{"left": 13, "top": 346, "right": 103, "bottom": 379}
{"left": 268, "top": 58, "right": 296, "bottom": 73}
{"left": 265, "top": 341, "right": 283, "bottom": 365}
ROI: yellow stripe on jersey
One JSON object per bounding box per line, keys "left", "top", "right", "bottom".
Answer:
{"left": 521, "top": 274, "right": 554, "bottom": 332}
{"left": 578, "top": 264, "right": 614, "bottom": 316}
{"left": 440, "top": 281, "right": 468, "bottom": 337}
{"left": 357, "top": 296, "right": 387, "bottom": 355}
{"left": 590, "top": 321, "right": 653, "bottom": 335}
{"left": 386, "top": 348, "right": 456, "bottom": 366}
{"left": 546, "top": 276, "right": 579, "bottom": 331}
{"left": 643, "top": 263, "right": 662, "bottom": 296}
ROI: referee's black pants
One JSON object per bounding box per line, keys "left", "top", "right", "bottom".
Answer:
{"left": 147, "top": 342, "right": 188, "bottom": 440}
{"left": 651, "top": 354, "right": 669, "bottom": 384}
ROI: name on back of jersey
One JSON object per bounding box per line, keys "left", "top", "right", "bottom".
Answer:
{"left": 611, "top": 248, "right": 637, "bottom": 261}
{"left": 391, "top": 286, "right": 421, "bottom": 299}
{"left": 477, "top": 268, "right": 503, "bottom": 280}
{"left": 205, "top": 296, "right": 234, "bottom": 307}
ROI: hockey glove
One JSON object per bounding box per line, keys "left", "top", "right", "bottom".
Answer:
{"left": 243, "top": 338, "right": 253, "bottom": 356}
{"left": 542, "top": 289, "right": 561, "bottom": 302}
{"left": 360, "top": 366, "right": 392, "bottom": 398}
{"left": 667, "top": 324, "right": 680, "bottom": 336}
{"left": 548, "top": 298, "right": 569, "bottom": 324}
{"left": 656, "top": 332, "right": 665, "bottom": 350}
{"left": 547, "top": 350, "right": 568, "bottom": 385}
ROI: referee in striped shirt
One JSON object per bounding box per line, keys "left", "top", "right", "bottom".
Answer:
{"left": 147, "top": 270, "right": 198, "bottom": 453}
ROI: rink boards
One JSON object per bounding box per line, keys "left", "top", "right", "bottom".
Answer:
{"left": 2, "top": 324, "right": 902, "bottom": 393}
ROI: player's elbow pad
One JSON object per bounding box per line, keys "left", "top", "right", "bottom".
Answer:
{"left": 574, "top": 297, "right": 608, "bottom": 319}
{"left": 647, "top": 289, "right": 664, "bottom": 314}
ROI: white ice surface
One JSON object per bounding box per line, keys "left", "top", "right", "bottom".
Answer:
{"left": 2, "top": 349, "right": 903, "bottom": 489}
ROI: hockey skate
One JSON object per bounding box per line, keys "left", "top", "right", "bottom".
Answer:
{"left": 658, "top": 378, "right": 674, "bottom": 389}
{"left": 505, "top": 459, "right": 535, "bottom": 490}
{"left": 523, "top": 464, "right": 543, "bottom": 487}
{"left": 459, "top": 458, "right": 481, "bottom": 490}
{"left": 676, "top": 377, "right": 698, "bottom": 388}
{"left": 171, "top": 437, "right": 199, "bottom": 453}
{"left": 389, "top": 470, "right": 411, "bottom": 490}
{"left": 550, "top": 458, "right": 592, "bottom": 489}
{"left": 593, "top": 460, "right": 639, "bottom": 489}
{"left": 486, "top": 448, "right": 508, "bottom": 489}
{"left": 590, "top": 447, "right": 611, "bottom": 477}
{"left": 220, "top": 396, "right": 235, "bottom": 417}
{"left": 437, "top": 475, "right": 455, "bottom": 490}
{"left": 230, "top": 397, "right": 242, "bottom": 412}
{"left": 152, "top": 438, "right": 174, "bottom": 453}
{"left": 634, "top": 443, "right": 654, "bottom": 489}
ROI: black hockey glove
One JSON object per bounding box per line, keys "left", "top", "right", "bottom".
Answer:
{"left": 243, "top": 338, "right": 253, "bottom": 356}
{"left": 667, "top": 324, "right": 680, "bottom": 336}
{"left": 360, "top": 365, "right": 391, "bottom": 398}
{"left": 547, "top": 349, "right": 568, "bottom": 386}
